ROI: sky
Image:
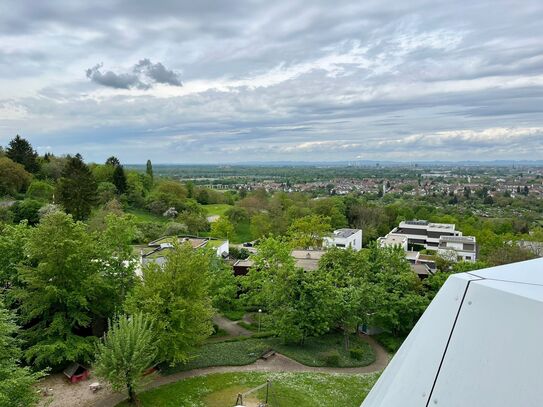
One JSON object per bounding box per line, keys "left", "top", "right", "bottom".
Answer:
{"left": 1, "top": 0, "right": 543, "bottom": 164}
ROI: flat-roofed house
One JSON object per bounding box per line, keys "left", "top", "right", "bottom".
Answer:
{"left": 323, "top": 228, "right": 362, "bottom": 251}
{"left": 377, "top": 233, "right": 408, "bottom": 251}
{"left": 438, "top": 235, "right": 477, "bottom": 261}
{"left": 391, "top": 220, "right": 461, "bottom": 249}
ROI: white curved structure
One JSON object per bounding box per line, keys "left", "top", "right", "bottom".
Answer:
{"left": 362, "top": 258, "right": 543, "bottom": 407}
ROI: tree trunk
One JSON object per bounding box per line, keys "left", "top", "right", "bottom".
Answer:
{"left": 127, "top": 384, "right": 138, "bottom": 405}
{"left": 343, "top": 327, "right": 350, "bottom": 352}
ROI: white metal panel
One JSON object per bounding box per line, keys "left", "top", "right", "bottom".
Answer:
{"left": 361, "top": 273, "right": 480, "bottom": 407}
{"left": 469, "top": 257, "right": 543, "bottom": 285}
{"left": 429, "top": 278, "right": 543, "bottom": 407}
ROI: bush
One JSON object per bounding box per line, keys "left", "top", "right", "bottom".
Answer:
{"left": 374, "top": 332, "right": 405, "bottom": 353}
{"left": 349, "top": 347, "right": 365, "bottom": 361}
{"left": 161, "top": 339, "right": 269, "bottom": 374}
{"left": 323, "top": 350, "right": 340, "bottom": 367}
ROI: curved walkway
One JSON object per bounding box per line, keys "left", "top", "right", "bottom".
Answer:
{"left": 93, "top": 334, "right": 389, "bottom": 407}
{"left": 213, "top": 314, "right": 252, "bottom": 337}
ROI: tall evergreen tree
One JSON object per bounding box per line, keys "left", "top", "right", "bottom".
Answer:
{"left": 112, "top": 165, "right": 127, "bottom": 194}
{"left": 56, "top": 154, "right": 98, "bottom": 220}
{"left": 105, "top": 156, "right": 120, "bottom": 167}
{"left": 146, "top": 159, "right": 153, "bottom": 179}
{"left": 5, "top": 135, "right": 39, "bottom": 173}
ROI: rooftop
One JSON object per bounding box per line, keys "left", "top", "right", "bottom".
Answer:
{"left": 379, "top": 233, "right": 407, "bottom": 245}
{"left": 439, "top": 235, "right": 476, "bottom": 243}
{"left": 331, "top": 228, "right": 361, "bottom": 238}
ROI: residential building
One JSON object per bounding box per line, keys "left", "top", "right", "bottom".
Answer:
{"left": 291, "top": 250, "right": 326, "bottom": 271}
{"left": 438, "top": 235, "right": 477, "bottom": 261}
{"left": 377, "top": 233, "right": 408, "bottom": 251}
{"left": 140, "top": 235, "right": 229, "bottom": 270}
{"left": 390, "top": 220, "right": 461, "bottom": 249}
{"left": 323, "top": 228, "right": 362, "bottom": 251}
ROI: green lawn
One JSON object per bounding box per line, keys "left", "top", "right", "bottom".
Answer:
{"left": 126, "top": 208, "right": 168, "bottom": 223}
{"left": 162, "top": 339, "right": 269, "bottom": 375}
{"left": 265, "top": 334, "right": 376, "bottom": 367}
{"left": 118, "top": 371, "right": 378, "bottom": 407}
{"left": 203, "top": 204, "right": 232, "bottom": 216}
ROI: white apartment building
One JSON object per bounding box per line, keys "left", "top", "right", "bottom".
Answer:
{"left": 438, "top": 235, "right": 477, "bottom": 261}
{"left": 390, "top": 220, "right": 461, "bottom": 249}
{"left": 323, "top": 228, "right": 362, "bottom": 251}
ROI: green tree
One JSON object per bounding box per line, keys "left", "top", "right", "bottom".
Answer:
{"left": 13, "top": 212, "right": 107, "bottom": 368}
{"left": 0, "top": 156, "right": 31, "bottom": 196}
{"left": 57, "top": 154, "right": 98, "bottom": 220}
{"left": 5, "top": 135, "right": 39, "bottom": 173}
{"left": 94, "top": 314, "right": 157, "bottom": 405}
{"left": 250, "top": 213, "right": 273, "bottom": 238}
{"left": 11, "top": 199, "right": 42, "bottom": 225}
{"left": 318, "top": 248, "right": 372, "bottom": 350}
{"left": 125, "top": 244, "right": 214, "bottom": 364}
{"left": 95, "top": 214, "right": 138, "bottom": 312}
{"left": 0, "top": 303, "right": 44, "bottom": 407}
{"left": 244, "top": 237, "right": 334, "bottom": 344}
{"left": 146, "top": 181, "right": 188, "bottom": 215}
{"left": 210, "top": 217, "right": 235, "bottom": 239}
{"left": 125, "top": 172, "right": 146, "bottom": 207}
{"left": 287, "top": 214, "right": 331, "bottom": 249}
{"left": 145, "top": 159, "right": 153, "bottom": 180}
{"left": 0, "top": 222, "right": 31, "bottom": 291}
{"left": 177, "top": 211, "right": 209, "bottom": 234}
{"left": 112, "top": 165, "right": 128, "bottom": 194}
{"left": 25, "top": 180, "right": 54, "bottom": 202}
{"left": 105, "top": 156, "right": 120, "bottom": 167}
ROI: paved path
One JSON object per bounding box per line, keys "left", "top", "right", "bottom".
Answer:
{"left": 213, "top": 314, "right": 252, "bottom": 337}
{"left": 93, "top": 334, "right": 389, "bottom": 407}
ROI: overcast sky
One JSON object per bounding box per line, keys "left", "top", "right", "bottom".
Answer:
{"left": 1, "top": 0, "right": 543, "bottom": 163}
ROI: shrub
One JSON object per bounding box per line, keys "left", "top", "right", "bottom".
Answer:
{"left": 374, "top": 332, "right": 405, "bottom": 353}
{"left": 349, "top": 347, "right": 365, "bottom": 361}
{"left": 323, "top": 350, "right": 340, "bottom": 367}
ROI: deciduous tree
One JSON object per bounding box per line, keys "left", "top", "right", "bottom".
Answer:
{"left": 94, "top": 314, "right": 157, "bottom": 405}
{"left": 125, "top": 244, "right": 214, "bottom": 364}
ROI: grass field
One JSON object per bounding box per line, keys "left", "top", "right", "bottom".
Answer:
{"left": 126, "top": 208, "right": 168, "bottom": 223}
{"left": 203, "top": 204, "right": 232, "bottom": 216}
{"left": 118, "top": 371, "right": 378, "bottom": 407}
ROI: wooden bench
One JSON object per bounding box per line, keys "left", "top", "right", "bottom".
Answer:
{"left": 260, "top": 349, "right": 276, "bottom": 360}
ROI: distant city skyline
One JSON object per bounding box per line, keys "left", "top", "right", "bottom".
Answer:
{"left": 1, "top": 0, "right": 543, "bottom": 163}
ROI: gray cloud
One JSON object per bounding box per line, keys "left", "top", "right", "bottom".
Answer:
{"left": 1, "top": 0, "right": 543, "bottom": 162}
{"left": 86, "top": 64, "right": 148, "bottom": 89}
{"left": 134, "top": 59, "right": 182, "bottom": 86}
{"left": 86, "top": 59, "right": 182, "bottom": 89}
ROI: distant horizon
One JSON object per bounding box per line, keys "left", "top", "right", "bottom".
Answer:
{"left": 124, "top": 159, "right": 543, "bottom": 167}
